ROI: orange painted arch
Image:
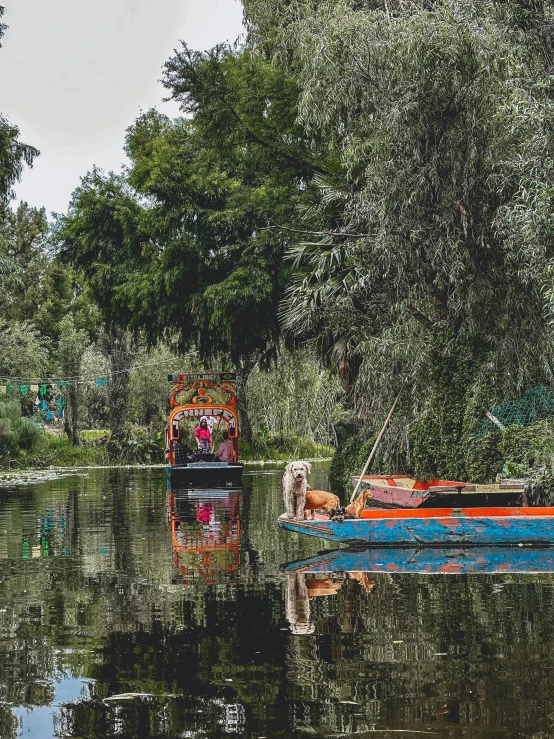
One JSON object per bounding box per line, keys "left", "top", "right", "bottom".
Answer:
{"left": 168, "top": 404, "right": 239, "bottom": 441}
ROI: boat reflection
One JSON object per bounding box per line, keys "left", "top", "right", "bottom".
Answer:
{"left": 283, "top": 544, "right": 554, "bottom": 576}
{"left": 285, "top": 570, "right": 375, "bottom": 634}
{"left": 167, "top": 488, "right": 242, "bottom": 584}
{"left": 282, "top": 545, "right": 554, "bottom": 633}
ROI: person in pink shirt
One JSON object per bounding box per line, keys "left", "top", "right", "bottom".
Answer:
{"left": 215, "top": 430, "right": 235, "bottom": 462}
{"left": 194, "top": 416, "right": 212, "bottom": 451}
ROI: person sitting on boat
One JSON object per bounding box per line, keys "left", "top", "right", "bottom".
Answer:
{"left": 215, "top": 430, "right": 234, "bottom": 462}
{"left": 194, "top": 416, "right": 212, "bottom": 451}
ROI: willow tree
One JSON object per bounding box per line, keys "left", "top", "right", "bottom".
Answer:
{"left": 244, "top": 0, "right": 554, "bottom": 477}
{"left": 0, "top": 5, "right": 38, "bottom": 204}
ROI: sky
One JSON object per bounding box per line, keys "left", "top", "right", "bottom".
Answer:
{"left": 0, "top": 0, "right": 245, "bottom": 216}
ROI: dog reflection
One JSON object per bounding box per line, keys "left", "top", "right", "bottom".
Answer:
{"left": 347, "top": 572, "right": 375, "bottom": 593}
{"left": 285, "top": 572, "right": 375, "bottom": 634}
{"left": 286, "top": 572, "right": 315, "bottom": 634}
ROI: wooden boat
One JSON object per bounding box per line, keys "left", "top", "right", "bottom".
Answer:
{"left": 278, "top": 506, "right": 554, "bottom": 547}
{"left": 282, "top": 545, "right": 554, "bottom": 575}
{"left": 166, "top": 373, "right": 244, "bottom": 487}
{"left": 352, "top": 474, "right": 526, "bottom": 508}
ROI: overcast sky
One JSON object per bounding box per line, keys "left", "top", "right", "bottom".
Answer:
{"left": 0, "top": 0, "right": 244, "bottom": 216}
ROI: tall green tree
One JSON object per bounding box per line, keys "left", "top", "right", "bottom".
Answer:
{"left": 0, "top": 7, "right": 39, "bottom": 303}
{"left": 244, "top": 0, "right": 554, "bottom": 477}
{"left": 54, "top": 171, "right": 143, "bottom": 441}
{"left": 0, "top": 202, "right": 48, "bottom": 320}
{"left": 121, "top": 45, "right": 322, "bottom": 361}
{"left": 0, "top": 5, "right": 6, "bottom": 47}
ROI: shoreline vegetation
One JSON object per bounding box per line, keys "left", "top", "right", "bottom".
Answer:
{"left": 1, "top": 426, "right": 335, "bottom": 474}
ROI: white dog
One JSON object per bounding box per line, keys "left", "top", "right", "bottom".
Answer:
{"left": 283, "top": 461, "right": 312, "bottom": 520}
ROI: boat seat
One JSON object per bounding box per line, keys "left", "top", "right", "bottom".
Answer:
{"left": 173, "top": 441, "right": 190, "bottom": 465}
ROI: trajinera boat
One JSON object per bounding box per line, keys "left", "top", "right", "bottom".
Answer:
{"left": 166, "top": 373, "right": 244, "bottom": 487}
{"left": 351, "top": 474, "right": 527, "bottom": 508}
{"left": 278, "top": 505, "right": 554, "bottom": 546}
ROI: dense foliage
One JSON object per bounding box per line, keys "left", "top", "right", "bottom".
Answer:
{"left": 242, "top": 0, "right": 554, "bottom": 479}
{"left": 5, "top": 1, "right": 554, "bottom": 478}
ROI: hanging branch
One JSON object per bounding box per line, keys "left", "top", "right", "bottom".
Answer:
{"left": 265, "top": 220, "right": 367, "bottom": 239}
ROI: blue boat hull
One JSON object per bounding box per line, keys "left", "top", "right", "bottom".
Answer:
{"left": 278, "top": 509, "right": 554, "bottom": 547}
{"left": 282, "top": 546, "right": 554, "bottom": 574}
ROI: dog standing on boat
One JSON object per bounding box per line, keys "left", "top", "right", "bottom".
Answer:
{"left": 305, "top": 490, "right": 341, "bottom": 519}
{"left": 283, "top": 461, "right": 312, "bottom": 520}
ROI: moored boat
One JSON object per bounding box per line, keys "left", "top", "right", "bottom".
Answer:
{"left": 278, "top": 506, "right": 554, "bottom": 547}
{"left": 352, "top": 474, "right": 526, "bottom": 508}
{"left": 166, "top": 372, "right": 244, "bottom": 487}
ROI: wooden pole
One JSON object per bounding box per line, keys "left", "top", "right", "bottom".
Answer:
{"left": 211, "top": 415, "right": 223, "bottom": 453}
{"left": 486, "top": 411, "right": 505, "bottom": 431}
{"left": 350, "top": 390, "right": 403, "bottom": 503}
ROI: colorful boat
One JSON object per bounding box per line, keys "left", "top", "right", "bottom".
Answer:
{"left": 282, "top": 545, "right": 554, "bottom": 575}
{"left": 166, "top": 373, "right": 244, "bottom": 487}
{"left": 278, "top": 506, "right": 554, "bottom": 547}
{"left": 352, "top": 474, "right": 526, "bottom": 508}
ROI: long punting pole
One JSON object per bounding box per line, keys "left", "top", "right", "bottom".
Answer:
{"left": 350, "top": 389, "right": 403, "bottom": 503}
{"left": 211, "top": 416, "right": 223, "bottom": 453}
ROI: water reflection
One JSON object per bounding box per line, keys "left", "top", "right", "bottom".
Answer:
{"left": 285, "top": 571, "right": 375, "bottom": 634}
{"left": 283, "top": 545, "right": 554, "bottom": 576}
{"left": 3, "top": 465, "right": 554, "bottom": 737}
{"left": 168, "top": 489, "right": 242, "bottom": 583}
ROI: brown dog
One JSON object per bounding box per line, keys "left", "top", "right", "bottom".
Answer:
{"left": 344, "top": 489, "right": 373, "bottom": 518}
{"left": 305, "top": 490, "right": 341, "bottom": 519}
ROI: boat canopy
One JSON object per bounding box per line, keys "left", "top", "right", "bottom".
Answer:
{"left": 167, "top": 373, "right": 238, "bottom": 442}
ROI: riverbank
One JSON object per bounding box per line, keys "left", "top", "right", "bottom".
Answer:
{"left": 3, "top": 428, "right": 334, "bottom": 472}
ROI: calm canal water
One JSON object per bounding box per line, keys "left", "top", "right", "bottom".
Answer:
{"left": 1, "top": 462, "right": 554, "bottom": 738}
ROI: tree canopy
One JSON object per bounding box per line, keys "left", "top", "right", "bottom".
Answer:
{"left": 241, "top": 0, "right": 554, "bottom": 474}
{"left": 25, "top": 0, "right": 554, "bottom": 475}
{"left": 56, "top": 45, "right": 324, "bottom": 362}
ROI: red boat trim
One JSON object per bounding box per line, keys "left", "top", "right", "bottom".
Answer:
{"left": 360, "top": 506, "right": 554, "bottom": 520}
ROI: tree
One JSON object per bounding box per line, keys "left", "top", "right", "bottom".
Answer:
{"left": 0, "top": 117, "right": 38, "bottom": 205}
{"left": 0, "top": 6, "right": 38, "bottom": 203}
{"left": 244, "top": 0, "right": 554, "bottom": 477}
{"left": 57, "top": 315, "right": 89, "bottom": 445}
{"left": 120, "top": 45, "right": 322, "bottom": 361}
{"left": 0, "top": 319, "right": 49, "bottom": 380}
{"left": 54, "top": 171, "right": 144, "bottom": 441}
{"left": 101, "top": 328, "right": 134, "bottom": 446}
{"left": 0, "top": 6, "right": 6, "bottom": 47}
{"left": 0, "top": 202, "right": 49, "bottom": 320}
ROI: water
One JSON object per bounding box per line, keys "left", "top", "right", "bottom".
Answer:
{"left": 1, "top": 463, "right": 554, "bottom": 738}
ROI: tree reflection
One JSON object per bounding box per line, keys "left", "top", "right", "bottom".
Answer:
{"left": 0, "top": 467, "right": 554, "bottom": 737}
